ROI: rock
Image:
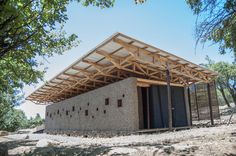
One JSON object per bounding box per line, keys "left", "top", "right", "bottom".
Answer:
{"left": 0, "top": 131, "right": 8, "bottom": 136}
{"left": 108, "top": 147, "right": 138, "bottom": 155}
{"left": 0, "top": 143, "right": 8, "bottom": 156}
{"left": 36, "top": 139, "right": 60, "bottom": 148}
{"left": 163, "top": 146, "right": 174, "bottom": 154}
{"left": 25, "top": 135, "right": 29, "bottom": 139}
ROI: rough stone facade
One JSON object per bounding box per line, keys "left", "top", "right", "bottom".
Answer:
{"left": 45, "top": 77, "right": 139, "bottom": 132}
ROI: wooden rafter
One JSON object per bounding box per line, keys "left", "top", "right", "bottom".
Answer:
{"left": 113, "top": 38, "right": 210, "bottom": 82}
{"left": 26, "top": 33, "right": 217, "bottom": 104}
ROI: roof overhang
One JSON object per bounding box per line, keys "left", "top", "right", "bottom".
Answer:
{"left": 27, "top": 32, "right": 218, "bottom": 104}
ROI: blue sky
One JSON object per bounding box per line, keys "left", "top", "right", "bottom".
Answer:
{"left": 17, "top": 0, "right": 234, "bottom": 118}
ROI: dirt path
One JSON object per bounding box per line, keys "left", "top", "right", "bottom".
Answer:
{"left": 1, "top": 106, "right": 236, "bottom": 156}
{"left": 0, "top": 123, "right": 236, "bottom": 156}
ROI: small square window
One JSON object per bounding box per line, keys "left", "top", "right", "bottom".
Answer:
{"left": 105, "top": 98, "right": 109, "bottom": 105}
{"left": 85, "top": 110, "right": 88, "bottom": 116}
{"left": 96, "top": 108, "right": 99, "bottom": 111}
{"left": 57, "top": 110, "right": 59, "bottom": 114}
{"left": 103, "top": 110, "right": 106, "bottom": 114}
{"left": 66, "top": 110, "right": 69, "bottom": 116}
{"left": 80, "top": 107, "right": 82, "bottom": 110}
{"left": 72, "top": 106, "right": 75, "bottom": 112}
{"left": 87, "top": 103, "right": 89, "bottom": 106}
{"left": 117, "top": 99, "right": 122, "bottom": 107}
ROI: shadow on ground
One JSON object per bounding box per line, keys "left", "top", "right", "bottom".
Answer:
{"left": 3, "top": 139, "right": 37, "bottom": 150}
{"left": 1, "top": 139, "right": 112, "bottom": 156}
{"left": 23, "top": 145, "right": 111, "bottom": 156}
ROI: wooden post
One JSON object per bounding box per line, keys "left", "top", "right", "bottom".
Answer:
{"left": 166, "top": 63, "right": 173, "bottom": 130}
{"left": 207, "top": 83, "right": 214, "bottom": 125}
{"left": 194, "top": 84, "right": 200, "bottom": 120}
{"left": 184, "top": 87, "right": 191, "bottom": 126}
{"left": 187, "top": 87, "right": 193, "bottom": 126}
{"left": 146, "top": 87, "right": 150, "bottom": 129}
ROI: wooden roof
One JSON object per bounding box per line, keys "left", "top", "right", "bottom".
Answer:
{"left": 27, "top": 33, "right": 218, "bottom": 104}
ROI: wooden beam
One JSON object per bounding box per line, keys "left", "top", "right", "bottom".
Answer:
{"left": 137, "top": 78, "right": 184, "bottom": 87}
{"left": 27, "top": 34, "right": 217, "bottom": 104}
{"left": 113, "top": 38, "right": 209, "bottom": 82}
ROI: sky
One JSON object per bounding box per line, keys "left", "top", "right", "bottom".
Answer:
{"left": 16, "top": 0, "right": 234, "bottom": 118}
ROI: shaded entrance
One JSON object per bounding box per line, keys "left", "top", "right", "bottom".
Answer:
{"left": 138, "top": 85, "right": 188, "bottom": 129}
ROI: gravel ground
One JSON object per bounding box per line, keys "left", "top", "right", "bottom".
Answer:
{"left": 0, "top": 105, "right": 236, "bottom": 156}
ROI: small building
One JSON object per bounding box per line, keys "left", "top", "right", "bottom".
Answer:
{"left": 27, "top": 33, "right": 220, "bottom": 133}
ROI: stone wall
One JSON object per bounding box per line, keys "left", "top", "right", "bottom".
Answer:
{"left": 45, "top": 77, "right": 139, "bottom": 132}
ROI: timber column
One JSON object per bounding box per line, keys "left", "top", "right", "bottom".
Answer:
{"left": 166, "top": 62, "right": 173, "bottom": 130}
{"left": 207, "top": 83, "right": 214, "bottom": 125}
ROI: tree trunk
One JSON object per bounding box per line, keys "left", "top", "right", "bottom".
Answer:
{"left": 232, "top": 94, "right": 236, "bottom": 106}
{"left": 219, "top": 86, "right": 231, "bottom": 107}
{"left": 228, "top": 88, "right": 236, "bottom": 106}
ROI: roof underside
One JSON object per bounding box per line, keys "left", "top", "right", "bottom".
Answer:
{"left": 27, "top": 33, "right": 217, "bottom": 104}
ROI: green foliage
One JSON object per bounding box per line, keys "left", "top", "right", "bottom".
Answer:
{"left": 186, "top": 0, "right": 236, "bottom": 60}
{"left": 204, "top": 56, "right": 236, "bottom": 106}
{"left": 0, "top": 108, "right": 44, "bottom": 132}
{"left": 0, "top": 0, "right": 79, "bottom": 116}
{"left": 0, "top": 0, "right": 115, "bottom": 132}
{"left": 27, "top": 113, "right": 44, "bottom": 128}
{"left": 0, "top": 109, "right": 27, "bottom": 132}
{"left": 76, "top": 0, "right": 115, "bottom": 8}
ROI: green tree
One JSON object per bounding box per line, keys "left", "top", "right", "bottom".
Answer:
{"left": 0, "top": 0, "right": 115, "bottom": 131}
{"left": 0, "top": 108, "right": 28, "bottom": 132}
{"left": 186, "top": 0, "right": 236, "bottom": 61}
{"left": 28, "top": 113, "right": 44, "bottom": 128}
{"left": 205, "top": 57, "right": 236, "bottom": 107}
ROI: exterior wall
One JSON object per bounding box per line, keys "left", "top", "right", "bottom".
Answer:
{"left": 45, "top": 77, "right": 139, "bottom": 132}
